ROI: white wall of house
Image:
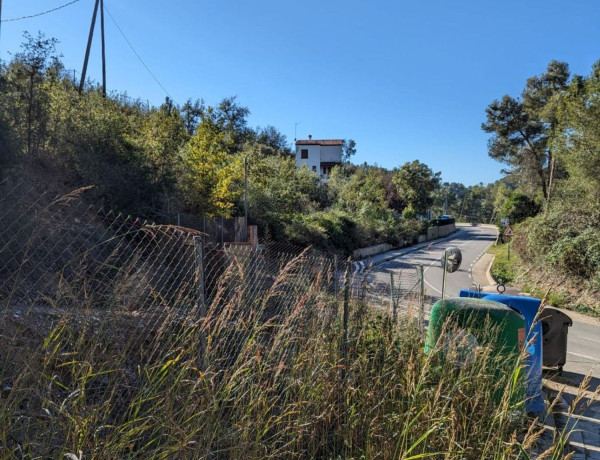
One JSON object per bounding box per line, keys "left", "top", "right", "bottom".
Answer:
{"left": 295, "top": 145, "right": 321, "bottom": 173}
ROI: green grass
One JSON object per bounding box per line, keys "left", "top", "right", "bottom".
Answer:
{"left": 488, "top": 241, "right": 520, "bottom": 284}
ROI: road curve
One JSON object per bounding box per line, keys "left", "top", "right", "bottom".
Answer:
{"left": 371, "top": 224, "right": 498, "bottom": 302}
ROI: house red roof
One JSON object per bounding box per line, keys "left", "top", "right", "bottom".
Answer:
{"left": 296, "top": 139, "right": 344, "bottom": 146}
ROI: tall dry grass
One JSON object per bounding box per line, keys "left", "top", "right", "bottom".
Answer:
{"left": 0, "top": 250, "right": 571, "bottom": 459}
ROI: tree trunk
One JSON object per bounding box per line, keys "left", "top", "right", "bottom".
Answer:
{"left": 545, "top": 151, "right": 556, "bottom": 215}
{"left": 538, "top": 167, "right": 548, "bottom": 202}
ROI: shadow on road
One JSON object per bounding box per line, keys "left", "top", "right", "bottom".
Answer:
{"left": 544, "top": 369, "right": 600, "bottom": 391}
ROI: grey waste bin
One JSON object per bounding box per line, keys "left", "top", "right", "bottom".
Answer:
{"left": 541, "top": 307, "right": 572, "bottom": 373}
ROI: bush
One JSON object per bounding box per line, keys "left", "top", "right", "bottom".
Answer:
{"left": 286, "top": 209, "right": 361, "bottom": 254}
{"left": 500, "top": 193, "right": 540, "bottom": 224}
{"left": 544, "top": 228, "right": 600, "bottom": 280}
{"left": 401, "top": 206, "right": 416, "bottom": 219}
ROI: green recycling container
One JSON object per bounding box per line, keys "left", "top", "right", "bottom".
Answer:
{"left": 425, "top": 297, "right": 526, "bottom": 367}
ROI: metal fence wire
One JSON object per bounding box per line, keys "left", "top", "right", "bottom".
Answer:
{"left": 0, "top": 185, "right": 426, "bottom": 362}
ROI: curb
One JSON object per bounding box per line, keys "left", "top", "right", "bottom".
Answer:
{"left": 485, "top": 254, "right": 497, "bottom": 286}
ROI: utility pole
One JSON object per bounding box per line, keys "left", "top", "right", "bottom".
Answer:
{"left": 79, "top": 0, "right": 100, "bottom": 95}
{"left": 100, "top": 0, "right": 106, "bottom": 96}
{"left": 443, "top": 187, "right": 448, "bottom": 215}
{"left": 0, "top": 0, "right": 3, "bottom": 59}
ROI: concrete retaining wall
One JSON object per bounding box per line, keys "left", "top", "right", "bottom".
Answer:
{"left": 427, "top": 223, "right": 455, "bottom": 241}
{"left": 352, "top": 243, "right": 394, "bottom": 259}
{"left": 353, "top": 223, "right": 456, "bottom": 260}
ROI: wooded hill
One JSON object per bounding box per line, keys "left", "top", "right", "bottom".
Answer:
{"left": 0, "top": 32, "right": 499, "bottom": 255}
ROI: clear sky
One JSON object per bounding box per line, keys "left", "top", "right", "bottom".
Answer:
{"left": 1, "top": 0, "right": 599, "bottom": 185}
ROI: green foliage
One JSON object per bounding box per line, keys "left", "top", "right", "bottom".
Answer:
{"left": 0, "top": 32, "right": 475, "bottom": 255}
{"left": 557, "top": 61, "right": 600, "bottom": 202}
{"left": 180, "top": 115, "right": 243, "bottom": 217}
{"left": 134, "top": 98, "right": 189, "bottom": 192}
{"left": 393, "top": 160, "right": 441, "bottom": 215}
{"left": 483, "top": 61, "right": 570, "bottom": 203}
{"left": 341, "top": 138, "right": 357, "bottom": 162}
{"left": 253, "top": 125, "right": 291, "bottom": 154}
{"left": 4, "top": 31, "right": 62, "bottom": 157}
{"left": 487, "top": 61, "right": 600, "bottom": 312}
{"left": 247, "top": 153, "right": 324, "bottom": 239}
{"left": 499, "top": 192, "right": 540, "bottom": 224}
{"left": 402, "top": 205, "right": 416, "bottom": 219}
{"left": 286, "top": 209, "right": 361, "bottom": 253}
{"left": 328, "top": 164, "right": 390, "bottom": 221}
{"left": 488, "top": 242, "right": 519, "bottom": 284}
{"left": 546, "top": 228, "right": 600, "bottom": 278}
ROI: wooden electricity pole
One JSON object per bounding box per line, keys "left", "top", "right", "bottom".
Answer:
{"left": 80, "top": 0, "right": 106, "bottom": 96}
{"left": 0, "top": 0, "right": 3, "bottom": 58}
{"left": 100, "top": 0, "right": 106, "bottom": 96}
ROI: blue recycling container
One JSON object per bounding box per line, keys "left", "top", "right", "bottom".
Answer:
{"left": 459, "top": 290, "right": 545, "bottom": 414}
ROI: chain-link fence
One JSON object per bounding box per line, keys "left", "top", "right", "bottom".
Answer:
{"left": 0, "top": 184, "right": 425, "bottom": 355}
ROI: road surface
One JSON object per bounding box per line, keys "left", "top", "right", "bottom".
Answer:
{"left": 371, "top": 224, "right": 498, "bottom": 302}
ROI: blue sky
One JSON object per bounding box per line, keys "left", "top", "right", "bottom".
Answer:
{"left": 2, "top": 0, "right": 599, "bottom": 185}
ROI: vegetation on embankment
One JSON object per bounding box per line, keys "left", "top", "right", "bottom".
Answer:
{"left": 488, "top": 234, "right": 599, "bottom": 316}
{"left": 482, "top": 60, "right": 600, "bottom": 317}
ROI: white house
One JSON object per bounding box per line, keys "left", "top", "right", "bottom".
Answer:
{"left": 295, "top": 136, "right": 343, "bottom": 179}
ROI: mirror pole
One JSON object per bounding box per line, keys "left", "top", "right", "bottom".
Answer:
{"left": 441, "top": 250, "right": 448, "bottom": 299}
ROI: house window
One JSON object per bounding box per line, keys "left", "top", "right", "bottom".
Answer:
{"left": 312, "top": 165, "right": 317, "bottom": 172}
{"left": 301, "top": 149, "right": 308, "bottom": 159}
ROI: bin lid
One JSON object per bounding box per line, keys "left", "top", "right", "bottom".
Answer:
{"left": 427, "top": 297, "right": 526, "bottom": 351}
{"left": 541, "top": 306, "right": 573, "bottom": 327}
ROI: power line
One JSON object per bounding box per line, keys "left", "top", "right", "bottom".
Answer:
{"left": 1, "top": 0, "right": 81, "bottom": 22}
{"left": 103, "top": 4, "right": 173, "bottom": 102}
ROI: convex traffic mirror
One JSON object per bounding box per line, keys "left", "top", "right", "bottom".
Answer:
{"left": 442, "top": 247, "right": 462, "bottom": 273}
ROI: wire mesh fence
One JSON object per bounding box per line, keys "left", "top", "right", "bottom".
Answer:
{"left": 0, "top": 184, "right": 432, "bottom": 456}
{"left": 0, "top": 184, "right": 426, "bottom": 358}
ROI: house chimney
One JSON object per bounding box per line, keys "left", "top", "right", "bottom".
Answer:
{"left": 308, "top": 134, "right": 312, "bottom": 140}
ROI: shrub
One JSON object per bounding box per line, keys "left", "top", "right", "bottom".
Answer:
{"left": 546, "top": 228, "right": 600, "bottom": 280}
{"left": 500, "top": 192, "right": 540, "bottom": 224}
{"left": 401, "top": 205, "right": 416, "bottom": 219}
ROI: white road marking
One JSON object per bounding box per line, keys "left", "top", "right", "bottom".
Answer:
{"left": 568, "top": 351, "right": 598, "bottom": 361}
{"left": 581, "top": 336, "right": 600, "bottom": 344}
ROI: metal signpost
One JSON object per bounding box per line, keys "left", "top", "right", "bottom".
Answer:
{"left": 503, "top": 226, "right": 514, "bottom": 260}
{"left": 441, "top": 247, "right": 462, "bottom": 299}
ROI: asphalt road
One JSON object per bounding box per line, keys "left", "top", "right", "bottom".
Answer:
{"left": 372, "top": 224, "right": 498, "bottom": 302}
